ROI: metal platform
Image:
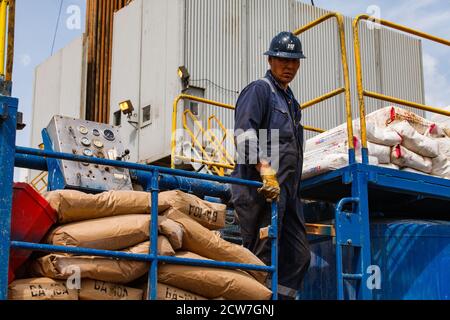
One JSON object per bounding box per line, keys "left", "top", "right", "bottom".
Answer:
{"left": 0, "top": 99, "right": 280, "bottom": 301}
{"left": 302, "top": 163, "right": 450, "bottom": 219}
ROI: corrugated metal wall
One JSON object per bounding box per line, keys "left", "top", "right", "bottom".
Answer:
{"left": 184, "top": 0, "right": 425, "bottom": 139}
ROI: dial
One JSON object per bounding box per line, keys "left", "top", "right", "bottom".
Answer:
{"left": 93, "top": 139, "right": 104, "bottom": 149}
{"left": 96, "top": 151, "right": 105, "bottom": 159}
{"left": 103, "top": 129, "right": 115, "bottom": 141}
{"left": 83, "top": 149, "right": 94, "bottom": 157}
{"left": 92, "top": 129, "right": 100, "bottom": 137}
{"left": 78, "top": 126, "right": 89, "bottom": 135}
{"left": 81, "top": 137, "right": 91, "bottom": 147}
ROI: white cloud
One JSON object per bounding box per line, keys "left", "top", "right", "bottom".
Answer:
{"left": 422, "top": 53, "right": 450, "bottom": 107}
{"left": 20, "top": 54, "right": 31, "bottom": 67}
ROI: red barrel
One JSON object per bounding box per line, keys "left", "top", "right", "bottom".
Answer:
{"left": 9, "top": 183, "right": 57, "bottom": 283}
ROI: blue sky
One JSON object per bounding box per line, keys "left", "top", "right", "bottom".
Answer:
{"left": 11, "top": 0, "right": 450, "bottom": 153}
{"left": 13, "top": 0, "right": 86, "bottom": 149}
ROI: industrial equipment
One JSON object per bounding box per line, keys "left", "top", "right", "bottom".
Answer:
{"left": 46, "top": 115, "right": 133, "bottom": 191}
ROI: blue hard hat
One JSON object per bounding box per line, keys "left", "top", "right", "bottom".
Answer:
{"left": 264, "top": 32, "right": 306, "bottom": 59}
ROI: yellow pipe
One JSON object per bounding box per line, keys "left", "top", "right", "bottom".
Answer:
{"left": 301, "top": 87, "right": 346, "bottom": 110}
{"left": 295, "top": 13, "right": 354, "bottom": 149}
{"left": 353, "top": 16, "right": 368, "bottom": 148}
{"left": 172, "top": 94, "right": 235, "bottom": 169}
{"left": 293, "top": 13, "right": 338, "bottom": 36}
{"left": 175, "top": 156, "right": 235, "bottom": 170}
{"left": 304, "top": 125, "right": 325, "bottom": 134}
{"left": 364, "top": 91, "right": 450, "bottom": 117}
{"left": 182, "top": 110, "right": 224, "bottom": 176}
{"left": 207, "top": 115, "right": 236, "bottom": 164}
{"left": 184, "top": 109, "right": 234, "bottom": 169}
{"left": 355, "top": 14, "right": 450, "bottom": 46}
{"left": 353, "top": 14, "right": 450, "bottom": 148}
{"left": 0, "top": 0, "right": 8, "bottom": 77}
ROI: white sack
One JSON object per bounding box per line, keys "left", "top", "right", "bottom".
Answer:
{"left": 391, "top": 145, "right": 433, "bottom": 173}
{"left": 390, "top": 121, "right": 439, "bottom": 158}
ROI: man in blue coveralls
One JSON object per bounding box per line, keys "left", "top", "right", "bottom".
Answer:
{"left": 231, "top": 32, "right": 311, "bottom": 299}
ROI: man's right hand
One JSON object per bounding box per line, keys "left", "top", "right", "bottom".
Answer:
{"left": 257, "top": 164, "right": 280, "bottom": 202}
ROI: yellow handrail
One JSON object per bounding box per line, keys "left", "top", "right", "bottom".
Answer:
{"left": 182, "top": 110, "right": 225, "bottom": 176}
{"left": 353, "top": 14, "right": 450, "bottom": 149}
{"left": 172, "top": 94, "right": 235, "bottom": 170}
{"left": 207, "top": 114, "right": 236, "bottom": 164}
{"left": 30, "top": 171, "right": 48, "bottom": 194}
{"left": 0, "top": 0, "right": 8, "bottom": 77}
{"left": 182, "top": 109, "right": 235, "bottom": 176}
{"left": 294, "top": 13, "right": 355, "bottom": 150}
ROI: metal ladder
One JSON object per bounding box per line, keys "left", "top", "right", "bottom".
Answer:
{"left": 334, "top": 192, "right": 372, "bottom": 300}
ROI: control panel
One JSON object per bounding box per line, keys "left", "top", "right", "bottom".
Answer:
{"left": 46, "top": 115, "right": 133, "bottom": 191}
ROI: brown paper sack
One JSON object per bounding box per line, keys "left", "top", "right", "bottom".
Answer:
{"left": 44, "top": 190, "right": 170, "bottom": 224}
{"left": 46, "top": 214, "right": 155, "bottom": 251}
{"left": 165, "top": 208, "right": 267, "bottom": 284}
{"left": 159, "top": 190, "right": 226, "bottom": 230}
{"left": 158, "top": 252, "right": 272, "bottom": 300}
{"left": 141, "top": 282, "right": 207, "bottom": 300}
{"left": 158, "top": 216, "right": 184, "bottom": 250}
{"left": 8, "top": 278, "right": 78, "bottom": 300}
{"left": 157, "top": 283, "right": 207, "bottom": 301}
{"left": 30, "top": 237, "right": 175, "bottom": 284}
{"left": 80, "top": 280, "right": 143, "bottom": 300}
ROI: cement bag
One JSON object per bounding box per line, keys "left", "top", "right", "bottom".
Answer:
{"left": 8, "top": 278, "right": 78, "bottom": 300}
{"left": 305, "top": 123, "right": 351, "bottom": 152}
{"left": 432, "top": 156, "right": 450, "bottom": 179}
{"left": 30, "top": 238, "right": 174, "bottom": 284}
{"left": 365, "top": 122, "right": 402, "bottom": 146}
{"left": 157, "top": 283, "right": 208, "bottom": 301}
{"left": 391, "top": 145, "right": 433, "bottom": 173}
{"left": 164, "top": 208, "right": 267, "bottom": 284}
{"left": 158, "top": 216, "right": 184, "bottom": 250}
{"left": 80, "top": 280, "right": 143, "bottom": 300}
{"left": 44, "top": 190, "right": 170, "bottom": 224}
{"left": 390, "top": 121, "right": 439, "bottom": 158}
{"left": 159, "top": 190, "right": 226, "bottom": 230}
{"left": 158, "top": 252, "right": 272, "bottom": 300}
{"left": 302, "top": 153, "right": 379, "bottom": 180}
{"left": 140, "top": 282, "right": 208, "bottom": 300}
{"left": 305, "top": 138, "right": 357, "bottom": 164}
{"left": 429, "top": 137, "right": 450, "bottom": 158}
{"left": 46, "top": 214, "right": 155, "bottom": 251}
{"left": 401, "top": 167, "right": 428, "bottom": 175}
{"left": 426, "top": 123, "right": 447, "bottom": 138}
{"left": 378, "top": 163, "right": 400, "bottom": 170}
{"left": 366, "top": 106, "right": 437, "bottom": 135}
{"left": 367, "top": 142, "right": 391, "bottom": 164}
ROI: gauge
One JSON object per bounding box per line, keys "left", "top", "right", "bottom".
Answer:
{"left": 96, "top": 151, "right": 105, "bottom": 159}
{"left": 103, "top": 129, "right": 115, "bottom": 141}
{"left": 83, "top": 149, "right": 94, "bottom": 157}
{"left": 93, "top": 129, "right": 100, "bottom": 136}
{"left": 93, "top": 139, "right": 104, "bottom": 149}
{"left": 78, "top": 126, "right": 89, "bottom": 135}
{"left": 81, "top": 137, "right": 91, "bottom": 147}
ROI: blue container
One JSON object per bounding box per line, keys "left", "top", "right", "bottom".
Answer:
{"left": 301, "top": 220, "right": 450, "bottom": 300}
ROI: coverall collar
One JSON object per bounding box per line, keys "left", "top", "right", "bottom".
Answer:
{"left": 266, "top": 70, "right": 294, "bottom": 97}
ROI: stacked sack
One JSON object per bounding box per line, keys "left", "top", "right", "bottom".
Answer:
{"left": 8, "top": 189, "right": 272, "bottom": 301}
{"left": 303, "top": 106, "right": 450, "bottom": 180}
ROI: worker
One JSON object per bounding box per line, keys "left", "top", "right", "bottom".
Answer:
{"left": 231, "top": 32, "right": 310, "bottom": 299}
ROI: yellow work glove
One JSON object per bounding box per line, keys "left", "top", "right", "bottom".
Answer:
{"left": 258, "top": 166, "right": 280, "bottom": 202}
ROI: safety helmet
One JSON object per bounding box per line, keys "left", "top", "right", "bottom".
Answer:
{"left": 264, "top": 32, "right": 306, "bottom": 59}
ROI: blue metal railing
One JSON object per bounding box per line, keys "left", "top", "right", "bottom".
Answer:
{"left": 0, "top": 99, "right": 279, "bottom": 300}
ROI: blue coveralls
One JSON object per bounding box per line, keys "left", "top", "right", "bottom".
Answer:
{"left": 231, "top": 70, "right": 311, "bottom": 297}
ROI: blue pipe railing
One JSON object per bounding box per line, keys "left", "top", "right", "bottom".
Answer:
{"left": 0, "top": 100, "right": 279, "bottom": 300}
{"left": 14, "top": 153, "right": 231, "bottom": 200}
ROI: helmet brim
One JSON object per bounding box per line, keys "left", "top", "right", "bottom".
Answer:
{"left": 264, "top": 50, "right": 306, "bottom": 59}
